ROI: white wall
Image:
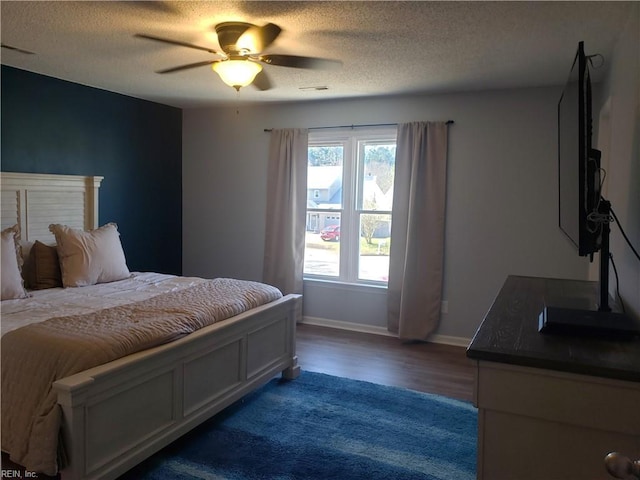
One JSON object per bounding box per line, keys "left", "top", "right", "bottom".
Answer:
{"left": 599, "top": 4, "right": 640, "bottom": 320}
{"left": 183, "top": 86, "right": 592, "bottom": 340}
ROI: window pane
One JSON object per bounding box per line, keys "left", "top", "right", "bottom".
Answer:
{"left": 308, "top": 146, "right": 344, "bottom": 208}
{"left": 359, "top": 213, "right": 391, "bottom": 282}
{"left": 304, "top": 214, "right": 341, "bottom": 277}
{"left": 305, "top": 145, "right": 344, "bottom": 277}
{"left": 361, "top": 143, "right": 396, "bottom": 210}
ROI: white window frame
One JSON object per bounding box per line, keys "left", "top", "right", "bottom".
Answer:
{"left": 304, "top": 127, "right": 397, "bottom": 286}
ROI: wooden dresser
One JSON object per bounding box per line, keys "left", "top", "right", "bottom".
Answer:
{"left": 466, "top": 275, "right": 640, "bottom": 480}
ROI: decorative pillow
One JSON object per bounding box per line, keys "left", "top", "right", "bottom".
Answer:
{"left": 28, "top": 240, "right": 63, "bottom": 290}
{"left": 49, "top": 222, "right": 131, "bottom": 287}
{"left": 1, "top": 225, "right": 28, "bottom": 300}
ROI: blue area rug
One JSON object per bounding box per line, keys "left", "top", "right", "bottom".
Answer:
{"left": 120, "top": 371, "right": 477, "bottom": 480}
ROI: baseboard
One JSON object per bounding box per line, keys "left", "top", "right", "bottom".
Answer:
{"left": 429, "top": 334, "right": 472, "bottom": 348}
{"left": 300, "top": 316, "right": 471, "bottom": 348}
{"left": 301, "top": 316, "right": 396, "bottom": 337}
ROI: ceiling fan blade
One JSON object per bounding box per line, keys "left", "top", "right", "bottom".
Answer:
{"left": 251, "top": 70, "right": 272, "bottom": 91}
{"left": 157, "top": 60, "right": 218, "bottom": 74}
{"left": 260, "top": 54, "right": 341, "bottom": 70}
{"left": 236, "top": 23, "right": 282, "bottom": 53}
{"left": 1, "top": 43, "right": 35, "bottom": 55}
{"left": 134, "top": 33, "right": 219, "bottom": 55}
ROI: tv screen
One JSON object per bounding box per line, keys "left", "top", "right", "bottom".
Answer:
{"left": 558, "top": 41, "right": 601, "bottom": 257}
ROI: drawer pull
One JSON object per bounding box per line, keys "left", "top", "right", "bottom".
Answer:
{"left": 605, "top": 452, "right": 640, "bottom": 479}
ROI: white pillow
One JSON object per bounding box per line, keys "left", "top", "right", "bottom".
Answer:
{"left": 49, "top": 222, "right": 131, "bottom": 287}
{"left": 1, "top": 225, "right": 28, "bottom": 300}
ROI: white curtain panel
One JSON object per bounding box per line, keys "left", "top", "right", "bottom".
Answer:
{"left": 388, "top": 122, "right": 449, "bottom": 340}
{"left": 262, "top": 128, "right": 309, "bottom": 295}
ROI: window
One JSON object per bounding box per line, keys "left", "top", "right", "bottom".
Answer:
{"left": 304, "top": 128, "right": 397, "bottom": 285}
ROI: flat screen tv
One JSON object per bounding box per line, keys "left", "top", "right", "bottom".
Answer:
{"left": 539, "top": 41, "right": 639, "bottom": 338}
{"left": 557, "top": 41, "right": 601, "bottom": 257}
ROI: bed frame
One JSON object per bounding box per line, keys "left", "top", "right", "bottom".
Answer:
{"left": 1, "top": 172, "right": 301, "bottom": 480}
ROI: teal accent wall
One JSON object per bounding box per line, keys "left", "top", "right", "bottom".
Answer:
{"left": 1, "top": 66, "right": 183, "bottom": 274}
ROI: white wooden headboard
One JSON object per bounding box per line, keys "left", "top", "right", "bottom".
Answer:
{"left": 1, "top": 172, "right": 103, "bottom": 244}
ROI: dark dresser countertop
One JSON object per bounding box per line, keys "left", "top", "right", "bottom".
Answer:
{"left": 466, "top": 275, "right": 640, "bottom": 382}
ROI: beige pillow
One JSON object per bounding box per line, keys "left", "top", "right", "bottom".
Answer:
{"left": 28, "top": 240, "right": 63, "bottom": 290}
{"left": 49, "top": 223, "right": 131, "bottom": 287}
{"left": 1, "top": 225, "right": 28, "bottom": 300}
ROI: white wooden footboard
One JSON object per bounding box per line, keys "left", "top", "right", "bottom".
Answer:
{"left": 53, "top": 294, "right": 301, "bottom": 480}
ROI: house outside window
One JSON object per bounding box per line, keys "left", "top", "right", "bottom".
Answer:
{"left": 304, "top": 128, "right": 397, "bottom": 285}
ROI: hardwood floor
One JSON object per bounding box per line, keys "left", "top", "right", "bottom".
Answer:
{"left": 295, "top": 323, "right": 476, "bottom": 402}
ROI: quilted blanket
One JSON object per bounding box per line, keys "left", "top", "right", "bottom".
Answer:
{"left": 1, "top": 278, "right": 282, "bottom": 475}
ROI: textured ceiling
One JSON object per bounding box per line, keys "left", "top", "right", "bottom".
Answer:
{"left": 0, "top": 1, "right": 633, "bottom": 108}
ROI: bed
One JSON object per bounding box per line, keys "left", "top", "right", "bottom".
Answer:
{"left": 1, "top": 172, "right": 301, "bottom": 480}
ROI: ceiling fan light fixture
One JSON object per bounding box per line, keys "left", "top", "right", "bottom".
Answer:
{"left": 212, "top": 60, "right": 262, "bottom": 91}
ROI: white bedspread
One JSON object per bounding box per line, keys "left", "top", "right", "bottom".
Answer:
{"left": 1, "top": 272, "right": 206, "bottom": 336}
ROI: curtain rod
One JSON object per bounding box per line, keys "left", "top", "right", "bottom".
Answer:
{"left": 263, "top": 120, "right": 454, "bottom": 132}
